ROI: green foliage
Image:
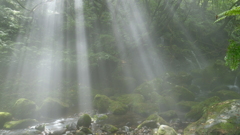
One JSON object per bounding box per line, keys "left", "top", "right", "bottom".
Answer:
{"left": 215, "top": 6, "right": 240, "bottom": 23}
{"left": 225, "top": 40, "right": 240, "bottom": 70}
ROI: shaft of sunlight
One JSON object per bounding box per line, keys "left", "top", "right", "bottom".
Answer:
{"left": 74, "top": 0, "right": 92, "bottom": 112}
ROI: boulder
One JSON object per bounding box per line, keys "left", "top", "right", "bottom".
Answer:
{"left": 101, "top": 124, "right": 118, "bottom": 133}
{"left": 184, "top": 99, "right": 240, "bottom": 135}
{"left": 109, "top": 101, "right": 128, "bottom": 115}
{"left": 210, "top": 90, "right": 240, "bottom": 100}
{"left": 159, "top": 110, "right": 178, "bottom": 121}
{"left": 0, "top": 112, "right": 12, "bottom": 128}
{"left": 3, "top": 119, "right": 37, "bottom": 129}
{"left": 131, "top": 102, "right": 159, "bottom": 116}
{"left": 78, "top": 127, "right": 92, "bottom": 134}
{"left": 12, "top": 98, "right": 38, "bottom": 119}
{"left": 77, "top": 114, "right": 92, "bottom": 128}
{"left": 165, "top": 72, "right": 193, "bottom": 86}
{"left": 116, "top": 94, "right": 145, "bottom": 105}
{"left": 93, "top": 94, "right": 111, "bottom": 113}
{"left": 157, "top": 125, "right": 177, "bottom": 135}
{"left": 93, "top": 114, "right": 108, "bottom": 123}
{"left": 134, "top": 78, "right": 174, "bottom": 99}
{"left": 186, "top": 96, "right": 221, "bottom": 121}
{"left": 167, "top": 86, "right": 195, "bottom": 102}
{"left": 148, "top": 92, "right": 171, "bottom": 112}
{"left": 40, "top": 97, "right": 69, "bottom": 118}
{"left": 176, "top": 101, "right": 198, "bottom": 112}
{"left": 137, "top": 113, "right": 168, "bottom": 129}
{"left": 51, "top": 128, "right": 67, "bottom": 135}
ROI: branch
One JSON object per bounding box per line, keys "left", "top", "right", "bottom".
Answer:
{"left": 15, "top": 0, "right": 31, "bottom": 11}
{"left": 15, "top": 0, "right": 48, "bottom": 13}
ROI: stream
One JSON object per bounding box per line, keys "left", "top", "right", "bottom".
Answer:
{"left": 0, "top": 117, "right": 79, "bottom": 135}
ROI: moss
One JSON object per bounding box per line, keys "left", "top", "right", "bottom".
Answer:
{"left": 186, "top": 96, "right": 221, "bottom": 121}
{"left": 146, "top": 113, "right": 168, "bottom": 125}
{"left": 93, "top": 114, "right": 108, "bottom": 122}
{"left": 137, "top": 120, "right": 158, "bottom": 129}
{"left": 77, "top": 114, "right": 92, "bottom": 128}
{"left": 131, "top": 102, "right": 159, "bottom": 116}
{"left": 177, "top": 101, "right": 198, "bottom": 112}
{"left": 40, "top": 97, "right": 69, "bottom": 118}
{"left": 3, "top": 119, "right": 37, "bottom": 129}
{"left": 211, "top": 90, "right": 240, "bottom": 101}
{"left": 109, "top": 101, "right": 127, "bottom": 115}
{"left": 79, "top": 127, "right": 92, "bottom": 134}
{"left": 167, "top": 86, "right": 195, "bottom": 101}
{"left": 157, "top": 125, "right": 177, "bottom": 135}
{"left": 93, "top": 94, "right": 112, "bottom": 113}
{"left": 151, "top": 93, "right": 171, "bottom": 112}
{"left": 101, "top": 124, "right": 118, "bottom": 133}
{"left": 134, "top": 78, "right": 169, "bottom": 99}
{"left": 0, "top": 112, "right": 12, "bottom": 128}
{"left": 159, "top": 110, "right": 178, "bottom": 120}
{"left": 12, "top": 98, "right": 37, "bottom": 119}
{"left": 116, "top": 94, "right": 145, "bottom": 105}
{"left": 184, "top": 99, "right": 240, "bottom": 135}
{"left": 166, "top": 72, "right": 193, "bottom": 86}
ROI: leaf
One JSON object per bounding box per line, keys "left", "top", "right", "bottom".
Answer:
{"left": 215, "top": 6, "right": 240, "bottom": 23}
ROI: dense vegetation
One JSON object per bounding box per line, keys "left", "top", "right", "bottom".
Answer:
{"left": 0, "top": 0, "right": 239, "bottom": 112}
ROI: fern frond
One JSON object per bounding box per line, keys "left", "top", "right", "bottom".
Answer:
{"left": 214, "top": 16, "right": 226, "bottom": 23}
{"left": 214, "top": 6, "right": 240, "bottom": 23}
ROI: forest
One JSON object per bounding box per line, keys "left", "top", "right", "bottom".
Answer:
{"left": 0, "top": 0, "right": 240, "bottom": 134}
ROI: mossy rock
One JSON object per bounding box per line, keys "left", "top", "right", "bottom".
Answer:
{"left": 134, "top": 78, "right": 173, "bottom": 99}
{"left": 157, "top": 125, "right": 177, "bottom": 135}
{"left": 3, "top": 119, "right": 38, "bottom": 129}
{"left": 186, "top": 96, "right": 221, "bottom": 121}
{"left": 116, "top": 94, "right": 145, "bottom": 105}
{"left": 146, "top": 113, "right": 168, "bottom": 125}
{"left": 93, "top": 114, "right": 108, "bottom": 123}
{"left": 176, "top": 101, "right": 198, "bottom": 112}
{"left": 12, "top": 98, "right": 38, "bottom": 119}
{"left": 165, "top": 72, "right": 193, "bottom": 86}
{"left": 40, "top": 97, "right": 69, "bottom": 118}
{"left": 0, "top": 112, "right": 12, "bottom": 128}
{"left": 167, "top": 86, "right": 195, "bottom": 101}
{"left": 101, "top": 124, "right": 118, "bottom": 133}
{"left": 77, "top": 114, "right": 92, "bottom": 128}
{"left": 93, "top": 94, "right": 112, "bottom": 113}
{"left": 109, "top": 101, "right": 128, "bottom": 115}
{"left": 210, "top": 90, "right": 240, "bottom": 100}
{"left": 137, "top": 120, "right": 158, "bottom": 129}
{"left": 184, "top": 99, "right": 240, "bottom": 135}
{"left": 131, "top": 102, "right": 159, "bottom": 116}
{"left": 159, "top": 110, "right": 178, "bottom": 121}
{"left": 148, "top": 92, "right": 170, "bottom": 112}
{"left": 137, "top": 113, "right": 168, "bottom": 129}
{"left": 79, "top": 126, "right": 92, "bottom": 134}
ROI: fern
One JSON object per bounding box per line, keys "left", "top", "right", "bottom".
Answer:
{"left": 215, "top": 6, "right": 240, "bottom": 23}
